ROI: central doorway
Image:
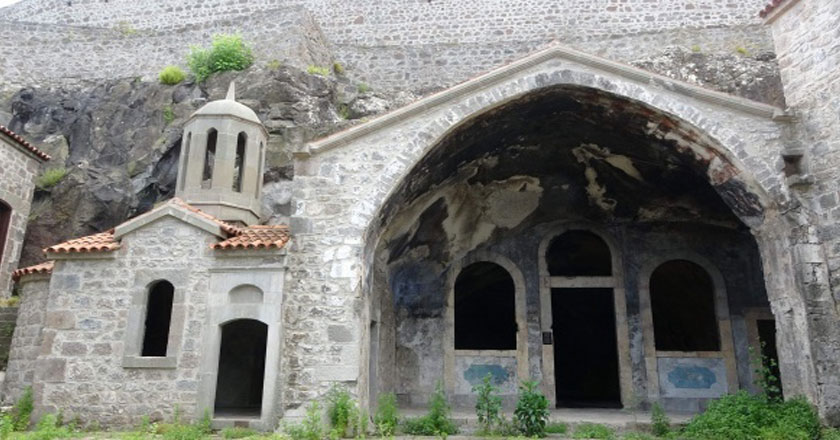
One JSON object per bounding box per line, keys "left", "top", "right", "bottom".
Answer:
{"left": 552, "top": 288, "right": 621, "bottom": 407}
{"left": 546, "top": 230, "right": 622, "bottom": 408}
{"left": 215, "top": 319, "right": 268, "bottom": 418}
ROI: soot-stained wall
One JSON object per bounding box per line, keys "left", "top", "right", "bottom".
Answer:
{"left": 373, "top": 86, "right": 770, "bottom": 406}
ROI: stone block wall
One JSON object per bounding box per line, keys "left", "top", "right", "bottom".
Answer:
{"left": 0, "top": 137, "right": 42, "bottom": 297}
{"left": 0, "top": 0, "right": 775, "bottom": 92}
{"left": 0, "top": 306, "right": 19, "bottom": 371}
{"left": 767, "top": 0, "right": 840, "bottom": 422}
{"left": 0, "top": 7, "right": 333, "bottom": 92}
{"left": 3, "top": 278, "right": 47, "bottom": 402}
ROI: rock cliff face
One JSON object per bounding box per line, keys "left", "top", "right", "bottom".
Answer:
{"left": 0, "top": 47, "right": 782, "bottom": 267}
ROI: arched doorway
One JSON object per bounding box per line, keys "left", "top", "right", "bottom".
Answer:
{"left": 215, "top": 319, "right": 268, "bottom": 418}
{"left": 546, "top": 230, "right": 621, "bottom": 408}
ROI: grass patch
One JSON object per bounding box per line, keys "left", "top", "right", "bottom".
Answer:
{"left": 306, "top": 65, "right": 330, "bottom": 76}
{"left": 163, "top": 105, "right": 175, "bottom": 125}
{"left": 222, "top": 426, "right": 258, "bottom": 439}
{"left": 401, "top": 382, "right": 457, "bottom": 436}
{"left": 572, "top": 423, "right": 615, "bottom": 440}
{"left": 159, "top": 66, "right": 186, "bottom": 85}
{"left": 188, "top": 34, "right": 254, "bottom": 83}
{"left": 36, "top": 168, "right": 68, "bottom": 189}
{"left": 545, "top": 422, "right": 568, "bottom": 434}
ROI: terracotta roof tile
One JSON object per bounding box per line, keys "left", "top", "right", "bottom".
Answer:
{"left": 44, "top": 230, "right": 120, "bottom": 254}
{"left": 212, "top": 225, "right": 291, "bottom": 250}
{"left": 169, "top": 198, "right": 243, "bottom": 235}
{"left": 12, "top": 261, "right": 55, "bottom": 281}
{"left": 0, "top": 125, "right": 51, "bottom": 161}
{"left": 759, "top": 0, "right": 792, "bottom": 17}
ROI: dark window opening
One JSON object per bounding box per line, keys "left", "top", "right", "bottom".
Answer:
{"left": 255, "top": 143, "right": 264, "bottom": 198}
{"left": 141, "top": 281, "right": 174, "bottom": 357}
{"left": 0, "top": 200, "right": 10, "bottom": 268}
{"left": 547, "top": 231, "right": 611, "bottom": 276}
{"left": 455, "top": 262, "right": 516, "bottom": 350}
{"left": 233, "top": 132, "right": 247, "bottom": 192}
{"left": 202, "top": 129, "right": 217, "bottom": 189}
{"left": 650, "top": 260, "right": 720, "bottom": 351}
{"left": 179, "top": 132, "right": 191, "bottom": 191}
{"left": 552, "top": 288, "right": 621, "bottom": 408}
{"left": 757, "top": 319, "right": 783, "bottom": 400}
{"left": 215, "top": 319, "right": 268, "bottom": 418}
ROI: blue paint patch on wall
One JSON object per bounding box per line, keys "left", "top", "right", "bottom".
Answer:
{"left": 667, "top": 365, "right": 717, "bottom": 389}
{"left": 464, "top": 364, "right": 510, "bottom": 386}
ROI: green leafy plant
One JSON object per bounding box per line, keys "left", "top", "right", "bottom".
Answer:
{"left": 326, "top": 384, "right": 357, "bottom": 438}
{"left": 373, "top": 392, "right": 398, "bottom": 437}
{"left": 306, "top": 65, "right": 330, "bottom": 76}
{"left": 402, "top": 382, "right": 457, "bottom": 436}
{"left": 163, "top": 105, "right": 175, "bottom": 125}
{"left": 187, "top": 34, "right": 254, "bottom": 82}
{"left": 513, "top": 380, "right": 549, "bottom": 437}
{"left": 572, "top": 423, "right": 615, "bottom": 440}
{"left": 159, "top": 66, "right": 186, "bottom": 85}
{"left": 473, "top": 373, "right": 502, "bottom": 434}
{"left": 650, "top": 402, "right": 670, "bottom": 437}
{"left": 12, "top": 387, "right": 34, "bottom": 431}
{"left": 25, "top": 413, "right": 77, "bottom": 440}
{"left": 284, "top": 402, "right": 323, "bottom": 440}
{"left": 356, "top": 408, "right": 369, "bottom": 439}
{"left": 751, "top": 343, "right": 782, "bottom": 402}
{"left": 36, "top": 168, "right": 68, "bottom": 189}
{"left": 681, "top": 391, "right": 820, "bottom": 440}
{"left": 222, "top": 427, "right": 258, "bottom": 438}
{"left": 545, "top": 422, "right": 568, "bottom": 434}
{"left": 333, "top": 62, "right": 345, "bottom": 75}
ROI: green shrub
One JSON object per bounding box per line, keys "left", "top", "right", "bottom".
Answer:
{"left": 326, "top": 384, "right": 357, "bottom": 438}
{"left": 751, "top": 343, "right": 782, "bottom": 402}
{"left": 545, "top": 422, "right": 568, "bottom": 434}
{"left": 473, "top": 374, "right": 502, "bottom": 434}
{"left": 357, "top": 83, "right": 370, "bottom": 94}
{"left": 513, "top": 380, "right": 549, "bottom": 437}
{"left": 822, "top": 427, "right": 840, "bottom": 440}
{"left": 402, "top": 382, "right": 457, "bottom": 436}
{"left": 163, "top": 105, "right": 175, "bottom": 125}
{"left": 333, "top": 62, "right": 345, "bottom": 75}
{"left": 306, "top": 65, "right": 330, "bottom": 76}
{"left": 187, "top": 34, "right": 254, "bottom": 83}
{"left": 222, "top": 427, "right": 258, "bottom": 439}
{"left": 12, "top": 387, "right": 34, "bottom": 431}
{"left": 284, "top": 402, "right": 323, "bottom": 440}
{"left": 0, "top": 413, "right": 14, "bottom": 439}
{"left": 681, "top": 392, "right": 820, "bottom": 440}
{"left": 25, "top": 413, "right": 76, "bottom": 440}
{"left": 36, "top": 168, "right": 68, "bottom": 189}
{"left": 161, "top": 424, "right": 208, "bottom": 440}
{"left": 373, "top": 393, "right": 398, "bottom": 437}
{"left": 572, "top": 423, "right": 615, "bottom": 440}
{"left": 159, "top": 66, "right": 186, "bottom": 85}
{"left": 650, "top": 402, "right": 670, "bottom": 437}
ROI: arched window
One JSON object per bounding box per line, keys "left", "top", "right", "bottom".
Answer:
{"left": 178, "top": 132, "right": 191, "bottom": 191}
{"left": 255, "top": 142, "right": 264, "bottom": 198}
{"left": 650, "top": 260, "right": 720, "bottom": 351}
{"left": 233, "top": 132, "right": 247, "bottom": 192}
{"left": 0, "top": 200, "right": 10, "bottom": 267}
{"left": 455, "top": 262, "right": 516, "bottom": 350}
{"left": 547, "top": 230, "right": 611, "bottom": 276}
{"left": 141, "top": 280, "right": 174, "bottom": 357}
{"left": 202, "top": 128, "right": 217, "bottom": 189}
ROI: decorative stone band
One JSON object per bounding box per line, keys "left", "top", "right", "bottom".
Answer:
{"left": 12, "top": 260, "right": 54, "bottom": 281}
{"left": 0, "top": 125, "right": 51, "bottom": 161}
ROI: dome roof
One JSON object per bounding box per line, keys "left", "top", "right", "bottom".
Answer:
{"left": 191, "top": 82, "right": 261, "bottom": 124}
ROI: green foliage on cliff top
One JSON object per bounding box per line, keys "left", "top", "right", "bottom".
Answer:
{"left": 187, "top": 34, "right": 254, "bottom": 83}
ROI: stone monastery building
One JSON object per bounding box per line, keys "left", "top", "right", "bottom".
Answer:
{"left": 0, "top": 0, "right": 839, "bottom": 431}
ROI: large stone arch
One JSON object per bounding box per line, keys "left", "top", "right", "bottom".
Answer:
{"left": 289, "top": 45, "right": 839, "bottom": 421}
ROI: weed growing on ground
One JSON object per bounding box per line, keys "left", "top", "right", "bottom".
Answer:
{"left": 572, "top": 423, "right": 615, "bottom": 440}
{"left": 650, "top": 402, "right": 670, "bottom": 437}
{"left": 402, "top": 382, "right": 457, "bottom": 436}
{"left": 373, "top": 393, "right": 398, "bottom": 437}
{"left": 473, "top": 374, "right": 502, "bottom": 434}
{"left": 513, "top": 380, "right": 549, "bottom": 437}
{"left": 326, "top": 384, "right": 357, "bottom": 438}
{"left": 222, "top": 426, "right": 258, "bottom": 438}
{"left": 12, "top": 387, "right": 34, "bottom": 431}
{"left": 545, "top": 422, "right": 568, "bottom": 434}
{"left": 284, "top": 402, "right": 323, "bottom": 440}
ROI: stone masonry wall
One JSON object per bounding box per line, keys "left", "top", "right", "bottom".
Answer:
{"left": 33, "top": 217, "right": 216, "bottom": 426}
{"left": 0, "top": 7, "right": 333, "bottom": 92}
{"left": 0, "top": 306, "right": 19, "bottom": 371}
{"left": 768, "top": 0, "right": 840, "bottom": 422}
{"left": 3, "top": 278, "right": 47, "bottom": 402}
{"left": 0, "top": 138, "right": 42, "bottom": 298}
{"left": 0, "top": 0, "right": 774, "bottom": 92}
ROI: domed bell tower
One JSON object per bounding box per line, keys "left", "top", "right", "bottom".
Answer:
{"left": 175, "top": 83, "right": 267, "bottom": 225}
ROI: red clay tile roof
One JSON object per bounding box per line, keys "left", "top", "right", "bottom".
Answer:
{"left": 759, "top": 0, "right": 792, "bottom": 17}
{"left": 42, "top": 199, "right": 289, "bottom": 255}
{"left": 44, "top": 230, "right": 120, "bottom": 254}
{"left": 212, "top": 225, "right": 291, "bottom": 250}
{"left": 12, "top": 261, "right": 55, "bottom": 281}
{"left": 0, "top": 125, "right": 51, "bottom": 161}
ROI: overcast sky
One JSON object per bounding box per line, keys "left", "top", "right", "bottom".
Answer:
{"left": 0, "top": 0, "right": 22, "bottom": 7}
